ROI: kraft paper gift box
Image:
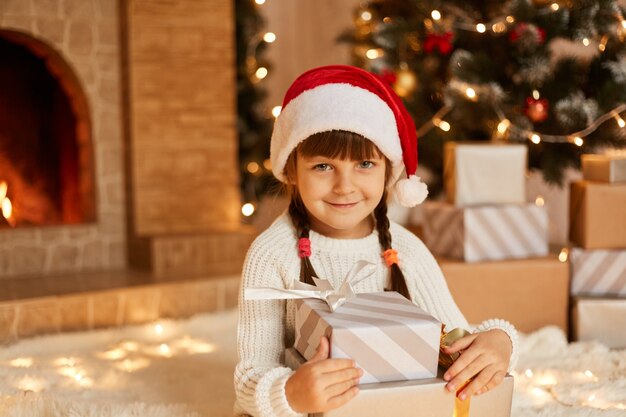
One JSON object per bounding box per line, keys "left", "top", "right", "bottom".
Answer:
{"left": 570, "top": 247, "right": 626, "bottom": 296}
{"left": 569, "top": 181, "right": 626, "bottom": 249}
{"left": 581, "top": 153, "right": 626, "bottom": 183}
{"left": 284, "top": 348, "right": 514, "bottom": 417}
{"left": 438, "top": 255, "right": 569, "bottom": 333}
{"left": 572, "top": 296, "right": 626, "bottom": 348}
{"left": 422, "top": 201, "right": 549, "bottom": 263}
{"left": 295, "top": 291, "right": 440, "bottom": 384}
{"left": 444, "top": 142, "right": 527, "bottom": 206}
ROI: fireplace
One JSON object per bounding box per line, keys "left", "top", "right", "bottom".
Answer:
{"left": 0, "top": 30, "right": 96, "bottom": 228}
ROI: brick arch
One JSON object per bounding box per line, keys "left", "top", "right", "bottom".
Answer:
{"left": 0, "top": 29, "right": 95, "bottom": 224}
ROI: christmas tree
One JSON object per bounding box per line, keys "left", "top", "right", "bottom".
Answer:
{"left": 235, "top": 0, "right": 276, "bottom": 207}
{"left": 340, "top": 0, "right": 626, "bottom": 190}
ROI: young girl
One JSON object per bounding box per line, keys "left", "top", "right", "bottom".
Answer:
{"left": 234, "top": 65, "right": 518, "bottom": 417}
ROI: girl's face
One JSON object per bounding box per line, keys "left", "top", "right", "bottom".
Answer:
{"left": 295, "top": 152, "right": 386, "bottom": 239}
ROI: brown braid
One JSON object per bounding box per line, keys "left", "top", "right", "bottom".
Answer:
{"left": 288, "top": 195, "right": 318, "bottom": 285}
{"left": 374, "top": 190, "right": 411, "bottom": 300}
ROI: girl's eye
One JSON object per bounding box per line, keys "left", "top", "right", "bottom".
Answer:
{"left": 313, "top": 163, "right": 331, "bottom": 171}
{"left": 359, "top": 161, "right": 375, "bottom": 169}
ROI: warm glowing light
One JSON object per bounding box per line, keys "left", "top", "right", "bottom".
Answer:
{"left": 119, "top": 341, "right": 140, "bottom": 352}
{"left": 242, "top": 203, "right": 255, "bottom": 217}
{"left": 159, "top": 343, "right": 171, "bottom": 356}
{"left": 506, "top": 16, "right": 515, "bottom": 23}
{"left": 2, "top": 197, "right": 12, "bottom": 220}
{"left": 588, "top": 394, "right": 596, "bottom": 402}
{"left": 497, "top": 119, "right": 510, "bottom": 134}
{"left": 551, "top": 3, "right": 559, "bottom": 11}
{"left": 97, "top": 348, "right": 127, "bottom": 360}
{"left": 53, "top": 357, "right": 78, "bottom": 367}
{"left": 532, "top": 89, "right": 540, "bottom": 100}
{"left": 436, "top": 120, "right": 451, "bottom": 132}
{"left": 247, "top": 162, "right": 260, "bottom": 174}
{"left": 537, "top": 373, "right": 558, "bottom": 386}
{"left": 15, "top": 376, "right": 46, "bottom": 393}
{"left": 361, "top": 11, "right": 372, "bottom": 21}
{"left": 535, "top": 196, "right": 545, "bottom": 207}
{"left": 584, "top": 370, "right": 594, "bottom": 378}
{"left": 492, "top": 22, "right": 506, "bottom": 33}
{"left": 573, "top": 136, "right": 584, "bottom": 146}
{"left": 10, "top": 357, "right": 34, "bottom": 368}
{"left": 622, "top": 20, "right": 626, "bottom": 30}
{"left": 531, "top": 387, "right": 546, "bottom": 397}
{"left": 525, "top": 369, "right": 534, "bottom": 378}
{"left": 599, "top": 43, "right": 606, "bottom": 52}
{"left": 115, "top": 357, "right": 151, "bottom": 373}
{"left": 615, "top": 114, "right": 626, "bottom": 128}
{"left": 263, "top": 32, "right": 276, "bottom": 43}
{"left": 255, "top": 67, "right": 268, "bottom": 80}
{"left": 465, "top": 88, "right": 476, "bottom": 99}
{"left": 431, "top": 10, "right": 441, "bottom": 21}
{"left": 476, "top": 23, "right": 486, "bottom": 33}
{"left": 366, "top": 48, "right": 383, "bottom": 59}
{"left": 263, "top": 159, "right": 272, "bottom": 170}
{"left": 272, "top": 106, "right": 282, "bottom": 118}
{"left": 154, "top": 323, "right": 164, "bottom": 335}
{"left": 0, "top": 181, "right": 6, "bottom": 200}
{"left": 530, "top": 134, "right": 541, "bottom": 144}
{"left": 74, "top": 373, "right": 83, "bottom": 381}
{"left": 558, "top": 248, "right": 568, "bottom": 263}
{"left": 254, "top": 0, "right": 266, "bottom": 4}
{"left": 582, "top": 38, "right": 590, "bottom": 46}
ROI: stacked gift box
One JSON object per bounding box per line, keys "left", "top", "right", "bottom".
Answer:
{"left": 421, "top": 142, "right": 569, "bottom": 333}
{"left": 287, "top": 290, "right": 513, "bottom": 417}
{"left": 569, "top": 152, "right": 626, "bottom": 348}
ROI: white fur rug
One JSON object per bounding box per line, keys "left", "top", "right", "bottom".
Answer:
{"left": 0, "top": 309, "right": 624, "bottom": 417}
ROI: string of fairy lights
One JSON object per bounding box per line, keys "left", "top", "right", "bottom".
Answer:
{"left": 356, "top": 3, "right": 626, "bottom": 147}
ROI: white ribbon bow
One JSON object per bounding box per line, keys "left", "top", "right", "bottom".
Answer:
{"left": 245, "top": 260, "right": 377, "bottom": 312}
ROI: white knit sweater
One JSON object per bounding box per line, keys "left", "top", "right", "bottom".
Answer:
{"left": 234, "top": 212, "right": 519, "bottom": 417}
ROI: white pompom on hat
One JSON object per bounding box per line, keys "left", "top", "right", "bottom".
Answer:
{"left": 270, "top": 65, "right": 428, "bottom": 207}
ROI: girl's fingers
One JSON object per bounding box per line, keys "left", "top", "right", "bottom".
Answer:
{"left": 476, "top": 370, "right": 506, "bottom": 396}
{"left": 313, "top": 358, "right": 358, "bottom": 373}
{"left": 326, "top": 385, "right": 360, "bottom": 410}
{"left": 324, "top": 376, "right": 360, "bottom": 397}
{"left": 443, "top": 346, "right": 480, "bottom": 382}
{"left": 308, "top": 336, "right": 330, "bottom": 363}
{"left": 443, "top": 334, "right": 477, "bottom": 354}
{"left": 445, "top": 354, "right": 488, "bottom": 392}
{"left": 457, "top": 365, "right": 497, "bottom": 400}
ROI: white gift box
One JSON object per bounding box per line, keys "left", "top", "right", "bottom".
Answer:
{"left": 444, "top": 142, "right": 527, "bottom": 206}
{"left": 572, "top": 296, "right": 626, "bottom": 348}
{"left": 422, "top": 201, "right": 549, "bottom": 262}
{"left": 284, "top": 348, "right": 514, "bottom": 417}
{"left": 570, "top": 247, "right": 626, "bottom": 296}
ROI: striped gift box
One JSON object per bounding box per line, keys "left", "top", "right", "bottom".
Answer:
{"left": 294, "top": 291, "right": 440, "bottom": 384}
{"left": 422, "top": 202, "right": 548, "bottom": 262}
{"left": 570, "top": 248, "right": 626, "bottom": 296}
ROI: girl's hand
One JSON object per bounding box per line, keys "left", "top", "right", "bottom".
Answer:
{"left": 442, "top": 329, "right": 512, "bottom": 400}
{"left": 285, "top": 336, "right": 363, "bottom": 413}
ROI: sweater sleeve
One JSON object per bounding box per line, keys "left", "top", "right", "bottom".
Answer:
{"left": 234, "top": 238, "right": 305, "bottom": 417}
{"left": 394, "top": 226, "right": 519, "bottom": 373}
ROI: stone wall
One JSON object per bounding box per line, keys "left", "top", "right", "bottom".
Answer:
{"left": 0, "top": 0, "right": 126, "bottom": 277}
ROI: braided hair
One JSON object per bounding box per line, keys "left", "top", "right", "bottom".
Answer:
{"left": 283, "top": 130, "right": 411, "bottom": 300}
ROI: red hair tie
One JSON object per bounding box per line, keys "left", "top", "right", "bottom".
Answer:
{"left": 298, "top": 237, "right": 311, "bottom": 258}
{"left": 383, "top": 249, "right": 399, "bottom": 267}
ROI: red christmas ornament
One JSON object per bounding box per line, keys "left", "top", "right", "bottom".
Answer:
{"left": 525, "top": 97, "right": 549, "bottom": 123}
{"left": 509, "top": 23, "right": 546, "bottom": 45}
{"left": 379, "top": 69, "right": 397, "bottom": 86}
{"left": 423, "top": 32, "right": 454, "bottom": 55}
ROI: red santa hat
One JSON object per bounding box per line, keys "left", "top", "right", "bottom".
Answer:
{"left": 270, "top": 65, "right": 428, "bottom": 207}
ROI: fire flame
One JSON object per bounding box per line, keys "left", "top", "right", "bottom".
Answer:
{"left": 0, "top": 181, "right": 15, "bottom": 226}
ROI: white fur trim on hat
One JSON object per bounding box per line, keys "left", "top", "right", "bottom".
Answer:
{"left": 270, "top": 83, "right": 404, "bottom": 182}
{"left": 394, "top": 175, "right": 428, "bottom": 207}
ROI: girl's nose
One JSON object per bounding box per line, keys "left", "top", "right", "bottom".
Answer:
{"left": 333, "top": 171, "right": 356, "bottom": 194}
